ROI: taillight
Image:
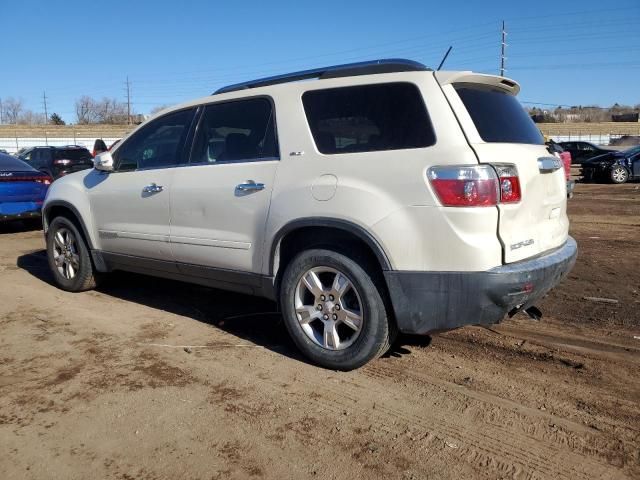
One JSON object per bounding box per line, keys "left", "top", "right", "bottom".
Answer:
{"left": 35, "top": 177, "right": 52, "bottom": 185}
{"left": 492, "top": 164, "right": 521, "bottom": 203}
{"left": 427, "top": 165, "right": 499, "bottom": 207}
{"left": 428, "top": 164, "right": 521, "bottom": 207}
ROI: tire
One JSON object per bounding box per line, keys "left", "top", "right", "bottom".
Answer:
{"left": 279, "top": 248, "right": 394, "bottom": 370}
{"left": 610, "top": 166, "right": 629, "bottom": 184}
{"left": 46, "top": 216, "right": 99, "bottom": 292}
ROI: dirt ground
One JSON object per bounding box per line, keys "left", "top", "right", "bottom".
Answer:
{"left": 1, "top": 182, "right": 639, "bottom": 480}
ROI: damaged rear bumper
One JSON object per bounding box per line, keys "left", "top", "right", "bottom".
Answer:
{"left": 384, "top": 236, "right": 578, "bottom": 334}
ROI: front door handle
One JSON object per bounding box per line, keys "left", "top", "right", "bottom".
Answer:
{"left": 236, "top": 180, "right": 265, "bottom": 192}
{"left": 143, "top": 183, "right": 164, "bottom": 193}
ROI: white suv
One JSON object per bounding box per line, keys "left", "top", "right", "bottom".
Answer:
{"left": 42, "top": 59, "right": 577, "bottom": 370}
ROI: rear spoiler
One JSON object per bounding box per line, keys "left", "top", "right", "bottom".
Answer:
{"left": 434, "top": 71, "right": 520, "bottom": 95}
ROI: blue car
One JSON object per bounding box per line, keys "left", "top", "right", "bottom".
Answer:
{"left": 0, "top": 152, "right": 52, "bottom": 222}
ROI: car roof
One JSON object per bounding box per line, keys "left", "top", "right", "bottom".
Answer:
{"left": 213, "top": 58, "right": 430, "bottom": 95}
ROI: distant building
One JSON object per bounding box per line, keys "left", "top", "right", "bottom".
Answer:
{"left": 612, "top": 113, "right": 639, "bottom": 122}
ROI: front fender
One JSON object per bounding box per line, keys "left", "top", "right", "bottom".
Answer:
{"left": 43, "top": 170, "right": 98, "bottom": 249}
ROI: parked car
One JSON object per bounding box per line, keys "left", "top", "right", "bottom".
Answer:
{"left": 17, "top": 145, "right": 94, "bottom": 179}
{"left": 546, "top": 140, "right": 574, "bottom": 197}
{"left": 581, "top": 145, "right": 640, "bottom": 184}
{"left": 109, "top": 139, "right": 121, "bottom": 151}
{"left": 0, "top": 152, "right": 51, "bottom": 223}
{"left": 558, "top": 141, "right": 615, "bottom": 165}
{"left": 42, "top": 59, "right": 577, "bottom": 370}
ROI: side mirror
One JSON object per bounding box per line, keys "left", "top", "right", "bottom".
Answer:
{"left": 94, "top": 151, "right": 114, "bottom": 172}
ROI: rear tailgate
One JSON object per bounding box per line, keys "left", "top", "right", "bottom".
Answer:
{"left": 436, "top": 72, "right": 569, "bottom": 263}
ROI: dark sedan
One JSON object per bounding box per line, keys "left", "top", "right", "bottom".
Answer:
{"left": 0, "top": 153, "right": 51, "bottom": 222}
{"left": 558, "top": 141, "right": 615, "bottom": 165}
{"left": 581, "top": 145, "right": 640, "bottom": 184}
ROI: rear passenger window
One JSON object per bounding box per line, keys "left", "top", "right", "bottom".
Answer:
{"left": 455, "top": 85, "right": 543, "bottom": 145}
{"left": 190, "top": 97, "right": 278, "bottom": 164}
{"left": 302, "top": 83, "right": 435, "bottom": 154}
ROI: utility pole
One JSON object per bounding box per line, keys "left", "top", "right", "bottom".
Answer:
{"left": 125, "top": 76, "right": 131, "bottom": 125}
{"left": 42, "top": 91, "right": 49, "bottom": 124}
{"left": 500, "top": 20, "right": 507, "bottom": 77}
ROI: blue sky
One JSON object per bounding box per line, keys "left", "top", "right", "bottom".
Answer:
{"left": 2, "top": 0, "right": 639, "bottom": 123}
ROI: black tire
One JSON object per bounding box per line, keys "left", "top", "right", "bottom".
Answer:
{"left": 610, "top": 166, "right": 629, "bottom": 184}
{"left": 280, "top": 248, "right": 394, "bottom": 370}
{"left": 46, "top": 216, "right": 99, "bottom": 292}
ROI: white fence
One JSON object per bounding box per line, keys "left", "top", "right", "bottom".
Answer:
{"left": 547, "top": 134, "right": 616, "bottom": 145}
{"left": 0, "top": 137, "right": 121, "bottom": 154}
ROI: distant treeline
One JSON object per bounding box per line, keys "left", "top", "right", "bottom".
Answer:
{"left": 529, "top": 104, "right": 640, "bottom": 123}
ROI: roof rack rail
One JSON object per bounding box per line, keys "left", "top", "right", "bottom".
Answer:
{"left": 213, "top": 58, "right": 430, "bottom": 95}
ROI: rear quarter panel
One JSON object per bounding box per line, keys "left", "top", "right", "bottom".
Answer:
{"left": 263, "top": 72, "right": 504, "bottom": 273}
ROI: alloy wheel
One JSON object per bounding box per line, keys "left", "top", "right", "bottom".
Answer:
{"left": 294, "top": 267, "right": 364, "bottom": 350}
{"left": 612, "top": 167, "right": 628, "bottom": 183}
{"left": 52, "top": 227, "right": 80, "bottom": 279}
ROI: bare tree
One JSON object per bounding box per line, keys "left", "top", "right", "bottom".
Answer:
{"left": 150, "top": 105, "right": 170, "bottom": 116}
{"left": 95, "top": 97, "right": 128, "bottom": 123}
{"left": 75, "top": 95, "right": 96, "bottom": 124}
{"left": 75, "top": 95, "right": 129, "bottom": 124}
{"left": 2, "top": 97, "right": 24, "bottom": 124}
{"left": 17, "top": 110, "right": 46, "bottom": 125}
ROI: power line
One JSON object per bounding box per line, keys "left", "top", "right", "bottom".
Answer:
{"left": 500, "top": 20, "right": 507, "bottom": 77}
{"left": 127, "top": 77, "right": 131, "bottom": 124}
{"left": 42, "top": 91, "right": 48, "bottom": 123}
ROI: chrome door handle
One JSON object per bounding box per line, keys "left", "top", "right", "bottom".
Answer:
{"left": 143, "top": 183, "right": 164, "bottom": 193}
{"left": 236, "top": 180, "right": 265, "bottom": 192}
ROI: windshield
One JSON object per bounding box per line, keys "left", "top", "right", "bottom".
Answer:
{"left": 0, "top": 153, "right": 37, "bottom": 172}
{"left": 455, "top": 84, "right": 544, "bottom": 145}
{"left": 623, "top": 145, "right": 640, "bottom": 155}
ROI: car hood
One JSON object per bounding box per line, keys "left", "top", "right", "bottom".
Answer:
{"left": 583, "top": 152, "right": 621, "bottom": 165}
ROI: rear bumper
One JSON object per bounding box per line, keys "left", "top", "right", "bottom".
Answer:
{"left": 0, "top": 202, "right": 42, "bottom": 222}
{"left": 384, "top": 236, "right": 578, "bottom": 334}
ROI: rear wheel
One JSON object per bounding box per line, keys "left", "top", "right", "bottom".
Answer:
{"left": 610, "top": 166, "right": 629, "bottom": 184}
{"left": 280, "top": 249, "right": 394, "bottom": 370}
{"left": 46, "top": 216, "right": 99, "bottom": 291}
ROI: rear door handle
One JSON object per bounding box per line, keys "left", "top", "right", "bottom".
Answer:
{"left": 236, "top": 180, "right": 265, "bottom": 192}
{"left": 143, "top": 183, "right": 164, "bottom": 193}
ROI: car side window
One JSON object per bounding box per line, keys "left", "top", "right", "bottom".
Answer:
{"left": 302, "top": 82, "right": 435, "bottom": 154}
{"left": 113, "top": 108, "right": 196, "bottom": 172}
{"left": 579, "top": 143, "right": 594, "bottom": 152}
{"left": 189, "top": 97, "right": 279, "bottom": 165}
{"left": 31, "top": 150, "right": 43, "bottom": 168}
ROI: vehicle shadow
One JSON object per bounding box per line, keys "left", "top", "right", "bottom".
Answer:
{"left": 16, "top": 250, "right": 431, "bottom": 366}
{"left": 0, "top": 219, "right": 42, "bottom": 235}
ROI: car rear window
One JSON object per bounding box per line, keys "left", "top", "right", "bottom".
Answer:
{"left": 302, "top": 83, "right": 435, "bottom": 154}
{"left": 54, "top": 148, "right": 92, "bottom": 162}
{"left": 0, "top": 153, "right": 36, "bottom": 172}
{"left": 455, "top": 85, "right": 543, "bottom": 144}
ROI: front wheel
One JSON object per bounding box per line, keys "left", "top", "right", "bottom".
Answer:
{"left": 280, "top": 249, "right": 394, "bottom": 370}
{"left": 46, "top": 216, "right": 99, "bottom": 292}
{"left": 610, "top": 166, "right": 629, "bottom": 184}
